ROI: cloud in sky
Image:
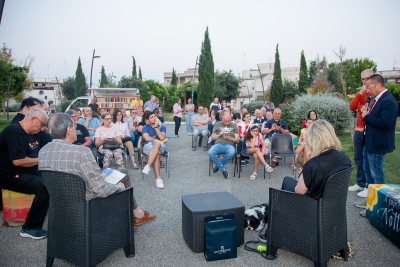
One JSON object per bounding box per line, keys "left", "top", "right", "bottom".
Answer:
{"left": 1, "top": 0, "right": 399, "bottom": 85}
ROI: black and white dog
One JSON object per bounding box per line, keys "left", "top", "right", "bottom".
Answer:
{"left": 244, "top": 204, "right": 268, "bottom": 232}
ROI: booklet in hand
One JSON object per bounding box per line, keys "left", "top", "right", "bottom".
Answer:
{"left": 102, "top": 168, "right": 126, "bottom": 184}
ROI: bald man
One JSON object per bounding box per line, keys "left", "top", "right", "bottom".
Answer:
{"left": 208, "top": 113, "right": 239, "bottom": 179}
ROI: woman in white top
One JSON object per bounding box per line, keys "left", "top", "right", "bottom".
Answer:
{"left": 185, "top": 98, "right": 195, "bottom": 136}
{"left": 95, "top": 113, "right": 124, "bottom": 169}
{"left": 113, "top": 109, "right": 138, "bottom": 169}
{"left": 173, "top": 98, "right": 184, "bottom": 137}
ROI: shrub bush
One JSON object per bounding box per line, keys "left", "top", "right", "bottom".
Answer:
{"left": 5, "top": 103, "right": 21, "bottom": 112}
{"left": 281, "top": 94, "right": 349, "bottom": 135}
{"left": 241, "top": 101, "right": 264, "bottom": 113}
{"left": 58, "top": 100, "right": 72, "bottom": 112}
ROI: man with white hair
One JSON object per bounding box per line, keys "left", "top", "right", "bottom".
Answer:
{"left": 0, "top": 108, "right": 50, "bottom": 239}
{"left": 143, "top": 95, "right": 157, "bottom": 111}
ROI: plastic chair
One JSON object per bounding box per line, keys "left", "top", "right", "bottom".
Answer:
{"left": 238, "top": 140, "right": 268, "bottom": 179}
{"left": 208, "top": 143, "right": 238, "bottom": 177}
{"left": 269, "top": 134, "right": 296, "bottom": 176}
{"left": 265, "top": 167, "right": 353, "bottom": 267}
{"left": 38, "top": 170, "right": 135, "bottom": 267}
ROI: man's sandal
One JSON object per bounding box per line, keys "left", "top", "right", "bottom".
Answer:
{"left": 250, "top": 172, "right": 257, "bottom": 180}
{"left": 265, "top": 165, "right": 273, "bottom": 173}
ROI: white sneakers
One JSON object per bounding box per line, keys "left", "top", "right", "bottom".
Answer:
{"left": 142, "top": 165, "right": 150, "bottom": 175}
{"left": 156, "top": 178, "right": 164, "bottom": 189}
{"left": 357, "top": 188, "right": 368, "bottom": 198}
{"left": 348, "top": 184, "right": 363, "bottom": 192}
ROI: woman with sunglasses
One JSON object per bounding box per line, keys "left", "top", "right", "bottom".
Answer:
{"left": 243, "top": 124, "right": 273, "bottom": 180}
{"left": 113, "top": 109, "right": 139, "bottom": 169}
{"left": 94, "top": 112, "right": 124, "bottom": 169}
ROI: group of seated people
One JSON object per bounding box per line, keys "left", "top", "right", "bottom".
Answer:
{"left": 0, "top": 97, "right": 162, "bottom": 240}
{"left": 203, "top": 104, "right": 328, "bottom": 181}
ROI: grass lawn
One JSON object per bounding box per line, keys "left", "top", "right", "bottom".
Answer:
{"left": 338, "top": 132, "right": 400, "bottom": 185}
{"left": 163, "top": 112, "right": 186, "bottom": 122}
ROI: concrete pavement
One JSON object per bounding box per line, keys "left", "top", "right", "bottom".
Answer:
{"left": 1, "top": 124, "right": 399, "bottom": 266}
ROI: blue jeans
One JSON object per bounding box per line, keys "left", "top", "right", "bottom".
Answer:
{"left": 185, "top": 112, "right": 194, "bottom": 133}
{"left": 132, "top": 131, "right": 139, "bottom": 147}
{"left": 363, "top": 147, "right": 386, "bottom": 185}
{"left": 130, "top": 133, "right": 136, "bottom": 147}
{"left": 353, "top": 131, "right": 366, "bottom": 188}
{"left": 208, "top": 143, "right": 235, "bottom": 172}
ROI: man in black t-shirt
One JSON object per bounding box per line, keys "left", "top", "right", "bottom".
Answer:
{"left": 66, "top": 109, "right": 91, "bottom": 146}
{"left": 0, "top": 108, "right": 49, "bottom": 240}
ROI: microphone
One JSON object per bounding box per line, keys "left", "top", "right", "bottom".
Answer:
{"left": 365, "top": 96, "right": 372, "bottom": 111}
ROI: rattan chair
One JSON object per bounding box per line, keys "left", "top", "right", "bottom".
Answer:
{"left": 265, "top": 167, "right": 353, "bottom": 267}
{"left": 39, "top": 170, "right": 135, "bottom": 267}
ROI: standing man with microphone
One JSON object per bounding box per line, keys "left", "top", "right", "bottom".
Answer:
{"left": 348, "top": 69, "right": 373, "bottom": 202}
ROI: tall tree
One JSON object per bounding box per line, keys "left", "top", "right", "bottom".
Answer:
{"left": 132, "top": 56, "right": 137, "bottom": 78}
{"left": 298, "top": 50, "right": 308, "bottom": 94}
{"left": 215, "top": 69, "right": 240, "bottom": 102}
{"left": 270, "top": 44, "right": 283, "bottom": 105}
{"left": 74, "top": 57, "right": 86, "bottom": 97}
{"left": 171, "top": 68, "right": 177, "bottom": 86}
{"left": 138, "top": 66, "right": 142, "bottom": 80}
{"left": 99, "top": 66, "right": 108, "bottom": 87}
{"left": 282, "top": 78, "right": 298, "bottom": 103}
{"left": 308, "top": 60, "right": 317, "bottom": 87}
{"left": 197, "top": 27, "right": 215, "bottom": 107}
{"left": 0, "top": 43, "right": 31, "bottom": 114}
{"left": 60, "top": 77, "right": 75, "bottom": 100}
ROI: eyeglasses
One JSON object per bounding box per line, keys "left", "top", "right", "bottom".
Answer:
{"left": 251, "top": 129, "right": 259, "bottom": 132}
{"left": 104, "top": 118, "right": 113, "bottom": 121}
{"left": 366, "top": 84, "right": 376, "bottom": 90}
{"left": 361, "top": 78, "right": 369, "bottom": 81}
{"left": 245, "top": 116, "right": 250, "bottom": 118}
{"left": 198, "top": 108, "right": 204, "bottom": 110}
{"left": 34, "top": 117, "right": 46, "bottom": 128}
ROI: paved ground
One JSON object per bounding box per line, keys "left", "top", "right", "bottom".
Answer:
{"left": 1, "top": 124, "right": 399, "bottom": 266}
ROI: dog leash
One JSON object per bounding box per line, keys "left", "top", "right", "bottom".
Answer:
{"left": 244, "top": 240, "right": 270, "bottom": 259}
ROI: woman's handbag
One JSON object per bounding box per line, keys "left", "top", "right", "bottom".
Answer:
{"left": 121, "top": 136, "right": 131, "bottom": 143}
{"left": 102, "top": 142, "right": 120, "bottom": 150}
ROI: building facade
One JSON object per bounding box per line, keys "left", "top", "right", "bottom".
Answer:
{"left": 230, "top": 63, "right": 300, "bottom": 111}
{"left": 164, "top": 68, "right": 198, "bottom": 86}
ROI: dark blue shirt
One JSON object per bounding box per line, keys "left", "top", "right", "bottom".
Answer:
{"left": 142, "top": 124, "right": 166, "bottom": 145}
{"left": 263, "top": 119, "right": 289, "bottom": 138}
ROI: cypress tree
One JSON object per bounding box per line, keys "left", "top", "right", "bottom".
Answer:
{"left": 171, "top": 68, "right": 177, "bottom": 85}
{"left": 99, "top": 66, "right": 108, "bottom": 87}
{"left": 270, "top": 44, "right": 283, "bottom": 105}
{"left": 132, "top": 56, "right": 137, "bottom": 78}
{"left": 198, "top": 27, "right": 214, "bottom": 108}
{"left": 298, "top": 50, "right": 308, "bottom": 94}
{"left": 74, "top": 57, "right": 87, "bottom": 97}
{"left": 138, "top": 66, "right": 142, "bottom": 80}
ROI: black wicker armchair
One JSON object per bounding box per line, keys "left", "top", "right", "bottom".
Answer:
{"left": 266, "top": 167, "right": 352, "bottom": 267}
{"left": 39, "top": 170, "right": 135, "bottom": 267}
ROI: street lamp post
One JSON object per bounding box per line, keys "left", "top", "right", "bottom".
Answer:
{"left": 191, "top": 56, "right": 201, "bottom": 102}
{"left": 257, "top": 64, "right": 266, "bottom": 104}
{"left": 110, "top": 72, "right": 116, "bottom": 86}
{"left": 89, "top": 49, "right": 101, "bottom": 89}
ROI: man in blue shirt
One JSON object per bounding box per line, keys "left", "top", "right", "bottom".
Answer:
{"left": 143, "top": 95, "right": 157, "bottom": 111}
{"left": 141, "top": 111, "right": 168, "bottom": 189}
{"left": 78, "top": 107, "right": 101, "bottom": 143}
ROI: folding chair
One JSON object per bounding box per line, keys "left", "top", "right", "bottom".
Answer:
{"left": 208, "top": 143, "right": 238, "bottom": 177}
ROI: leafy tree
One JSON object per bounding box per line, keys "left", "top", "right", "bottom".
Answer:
{"left": 138, "top": 66, "right": 142, "bottom": 80}
{"left": 171, "top": 68, "right": 177, "bottom": 86}
{"left": 0, "top": 44, "right": 30, "bottom": 114}
{"left": 198, "top": 27, "right": 215, "bottom": 107}
{"left": 74, "top": 57, "right": 87, "bottom": 97}
{"left": 282, "top": 78, "right": 298, "bottom": 103}
{"left": 346, "top": 58, "right": 377, "bottom": 89}
{"left": 327, "top": 62, "right": 341, "bottom": 92}
{"left": 118, "top": 75, "right": 144, "bottom": 92}
{"left": 99, "top": 66, "right": 108, "bottom": 87}
{"left": 214, "top": 70, "right": 240, "bottom": 102}
{"left": 309, "top": 56, "right": 333, "bottom": 94}
{"left": 270, "top": 44, "right": 283, "bottom": 105}
{"left": 386, "top": 83, "right": 400, "bottom": 105}
{"left": 132, "top": 56, "right": 137, "bottom": 78}
{"left": 298, "top": 50, "right": 308, "bottom": 94}
{"left": 60, "top": 77, "right": 75, "bottom": 100}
